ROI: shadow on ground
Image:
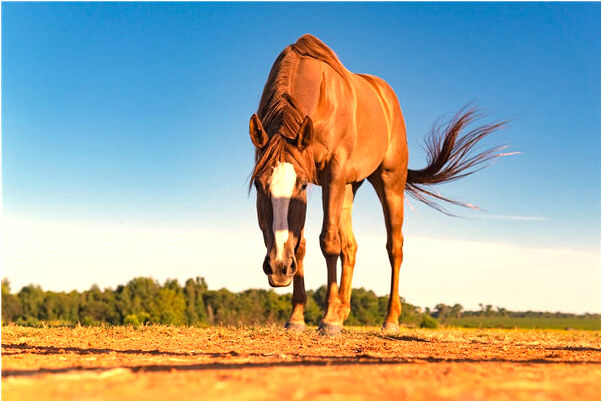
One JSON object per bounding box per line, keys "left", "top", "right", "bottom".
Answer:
{"left": 2, "top": 342, "right": 600, "bottom": 378}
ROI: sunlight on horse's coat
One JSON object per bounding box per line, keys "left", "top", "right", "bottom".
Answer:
{"left": 269, "top": 162, "right": 297, "bottom": 261}
{"left": 248, "top": 34, "right": 509, "bottom": 331}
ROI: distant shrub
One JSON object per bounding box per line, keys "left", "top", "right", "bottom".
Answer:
{"left": 80, "top": 316, "right": 97, "bottom": 326}
{"left": 43, "top": 320, "right": 75, "bottom": 328}
{"left": 123, "top": 314, "right": 140, "bottom": 326}
{"left": 420, "top": 315, "right": 439, "bottom": 329}
{"left": 15, "top": 316, "right": 39, "bottom": 327}
{"left": 137, "top": 312, "right": 151, "bottom": 325}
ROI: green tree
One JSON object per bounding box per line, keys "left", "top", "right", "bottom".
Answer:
{"left": 485, "top": 304, "right": 494, "bottom": 317}
{"left": 303, "top": 291, "right": 322, "bottom": 325}
{"left": 262, "top": 290, "right": 290, "bottom": 323}
{"left": 156, "top": 283, "right": 186, "bottom": 325}
{"left": 311, "top": 285, "right": 327, "bottom": 312}
{"left": 79, "top": 285, "right": 106, "bottom": 324}
{"left": 184, "top": 277, "right": 208, "bottom": 325}
{"left": 18, "top": 284, "right": 45, "bottom": 323}
{"left": 115, "top": 277, "right": 161, "bottom": 323}
{"left": 59, "top": 291, "right": 82, "bottom": 323}
{"left": 450, "top": 303, "right": 463, "bottom": 319}
{"left": 1, "top": 279, "right": 22, "bottom": 323}
{"left": 39, "top": 291, "right": 61, "bottom": 321}
{"left": 400, "top": 299, "right": 423, "bottom": 325}
{"left": 347, "top": 288, "right": 381, "bottom": 326}
{"left": 204, "top": 288, "right": 238, "bottom": 325}
{"left": 434, "top": 303, "right": 451, "bottom": 320}
{"left": 496, "top": 306, "right": 508, "bottom": 317}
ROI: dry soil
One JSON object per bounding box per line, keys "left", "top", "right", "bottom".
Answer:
{"left": 1, "top": 325, "right": 600, "bottom": 400}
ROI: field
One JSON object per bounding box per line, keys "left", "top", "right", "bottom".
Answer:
{"left": 1, "top": 325, "right": 600, "bottom": 401}
{"left": 443, "top": 316, "right": 601, "bottom": 331}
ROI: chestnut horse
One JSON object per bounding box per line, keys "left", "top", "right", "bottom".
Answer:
{"left": 249, "top": 34, "right": 505, "bottom": 335}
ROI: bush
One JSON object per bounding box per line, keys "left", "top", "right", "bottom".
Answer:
{"left": 80, "top": 316, "right": 97, "bottom": 326}
{"left": 137, "top": 312, "right": 151, "bottom": 324}
{"left": 420, "top": 315, "right": 439, "bottom": 329}
{"left": 123, "top": 314, "right": 140, "bottom": 326}
{"left": 15, "top": 316, "right": 39, "bottom": 327}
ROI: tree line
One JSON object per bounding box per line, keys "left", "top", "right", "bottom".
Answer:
{"left": 2, "top": 277, "right": 598, "bottom": 327}
{"left": 0, "top": 277, "right": 430, "bottom": 327}
{"left": 428, "top": 302, "right": 599, "bottom": 321}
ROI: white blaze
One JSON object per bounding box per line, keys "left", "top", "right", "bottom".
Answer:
{"left": 269, "top": 162, "right": 296, "bottom": 261}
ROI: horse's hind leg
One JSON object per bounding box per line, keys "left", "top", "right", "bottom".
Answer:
{"left": 285, "top": 233, "right": 307, "bottom": 332}
{"left": 369, "top": 169, "right": 406, "bottom": 332}
{"left": 338, "top": 183, "right": 361, "bottom": 323}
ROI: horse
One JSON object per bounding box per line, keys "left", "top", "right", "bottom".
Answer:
{"left": 249, "top": 34, "right": 505, "bottom": 335}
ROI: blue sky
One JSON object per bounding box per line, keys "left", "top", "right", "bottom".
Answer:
{"left": 2, "top": 3, "right": 600, "bottom": 312}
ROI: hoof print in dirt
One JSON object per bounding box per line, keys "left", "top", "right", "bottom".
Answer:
{"left": 284, "top": 322, "right": 306, "bottom": 333}
{"left": 382, "top": 322, "right": 400, "bottom": 334}
{"left": 318, "top": 323, "right": 342, "bottom": 336}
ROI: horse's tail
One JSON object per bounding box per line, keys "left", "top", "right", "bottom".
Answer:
{"left": 405, "top": 106, "right": 511, "bottom": 214}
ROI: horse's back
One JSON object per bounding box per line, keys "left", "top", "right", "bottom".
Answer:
{"left": 283, "top": 35, "right": 408, "bottom": 181}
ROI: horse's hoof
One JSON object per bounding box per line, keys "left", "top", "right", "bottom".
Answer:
{"left": 285, "top": 321, "right": 306, "bottom": 333}
{"left": 382, "top": 322, "right": 400, "bottom": 334}
{"left": 318, "top": 323, "right": 342, "bottom": 336}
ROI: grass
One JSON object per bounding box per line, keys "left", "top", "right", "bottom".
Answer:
{"left": 443, "top": 316, "right": 601, "bottom": 331}
{"left": 3, "top": 316, "right": 601, "bottom": 331}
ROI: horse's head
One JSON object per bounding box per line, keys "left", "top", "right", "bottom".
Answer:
{"left": 249, "top": 113, "right": 313, "bottom": 287}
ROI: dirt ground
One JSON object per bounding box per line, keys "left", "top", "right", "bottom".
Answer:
{"left": 1, "top": 325, "right": 600, "bottom": 401}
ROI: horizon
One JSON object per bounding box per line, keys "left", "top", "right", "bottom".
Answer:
{"left": 2, "top": 3, "right": 600, "bottom": 314}
{"left": 1, "top": 271, "right": 600, "bottom": 316}
{"left": 2, "top": 266, "right": 600, "bottom": 315}
{"left": 3, "top": 215, "right": 599, "bottom": 314}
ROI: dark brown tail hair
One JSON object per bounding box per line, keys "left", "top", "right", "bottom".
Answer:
{"left": 405, "top": 107, "right": 509, "bottom": 214}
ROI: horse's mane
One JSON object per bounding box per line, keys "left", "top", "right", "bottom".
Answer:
{"left": 257, "top": 34, "right": 348, "bottom": 138}
{"left": 251, "top": 34, "right": 347, "bottom": 187}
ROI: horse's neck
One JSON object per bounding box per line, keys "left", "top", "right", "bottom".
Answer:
{"left": 287, "top": 57, "right": 328, "bottom": 120}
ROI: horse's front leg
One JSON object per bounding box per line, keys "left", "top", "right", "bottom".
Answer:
{"left": 318, "top": 167, "right": 347, "bottom": 336}
{"left": 338, "top": 183, "right": 360, "bottom": 323}
{"left": 285, "top": 234, "right": 307, "bottom": 332}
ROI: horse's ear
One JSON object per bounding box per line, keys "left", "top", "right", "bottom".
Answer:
{"left": 297, "top": 116, "right": 313, "bottom": 151}
{"left": 249, "top": 114, "right": 268, "bottom": 149}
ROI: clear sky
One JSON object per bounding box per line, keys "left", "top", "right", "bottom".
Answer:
{"left": 2, "top": 2, "right": 600, "bottom": 313}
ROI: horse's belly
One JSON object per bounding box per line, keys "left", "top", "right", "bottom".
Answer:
{"left": 346, "top": 81, "right": 391, "bottom": 181}
{"left": 346, "top": 133, "right": 388, "bottom": 181}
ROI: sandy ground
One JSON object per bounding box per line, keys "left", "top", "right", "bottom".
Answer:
{"left": 1, "top": 325, "right": 600, "bottom": 400}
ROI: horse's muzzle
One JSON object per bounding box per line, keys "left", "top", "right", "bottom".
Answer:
{"left": 263, "top": 255, "right": 296, "bottom": 287}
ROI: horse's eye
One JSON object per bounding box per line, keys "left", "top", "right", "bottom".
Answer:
{"left": 301, "top": 183, "right": 308, "bottom": 190}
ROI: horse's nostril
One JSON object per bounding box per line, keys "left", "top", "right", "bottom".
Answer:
{"left": 263, "top": 257, "right": 272, "bottom": 275}
{"left": 288, "top": 258, "right": 297, "bottom": 276}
